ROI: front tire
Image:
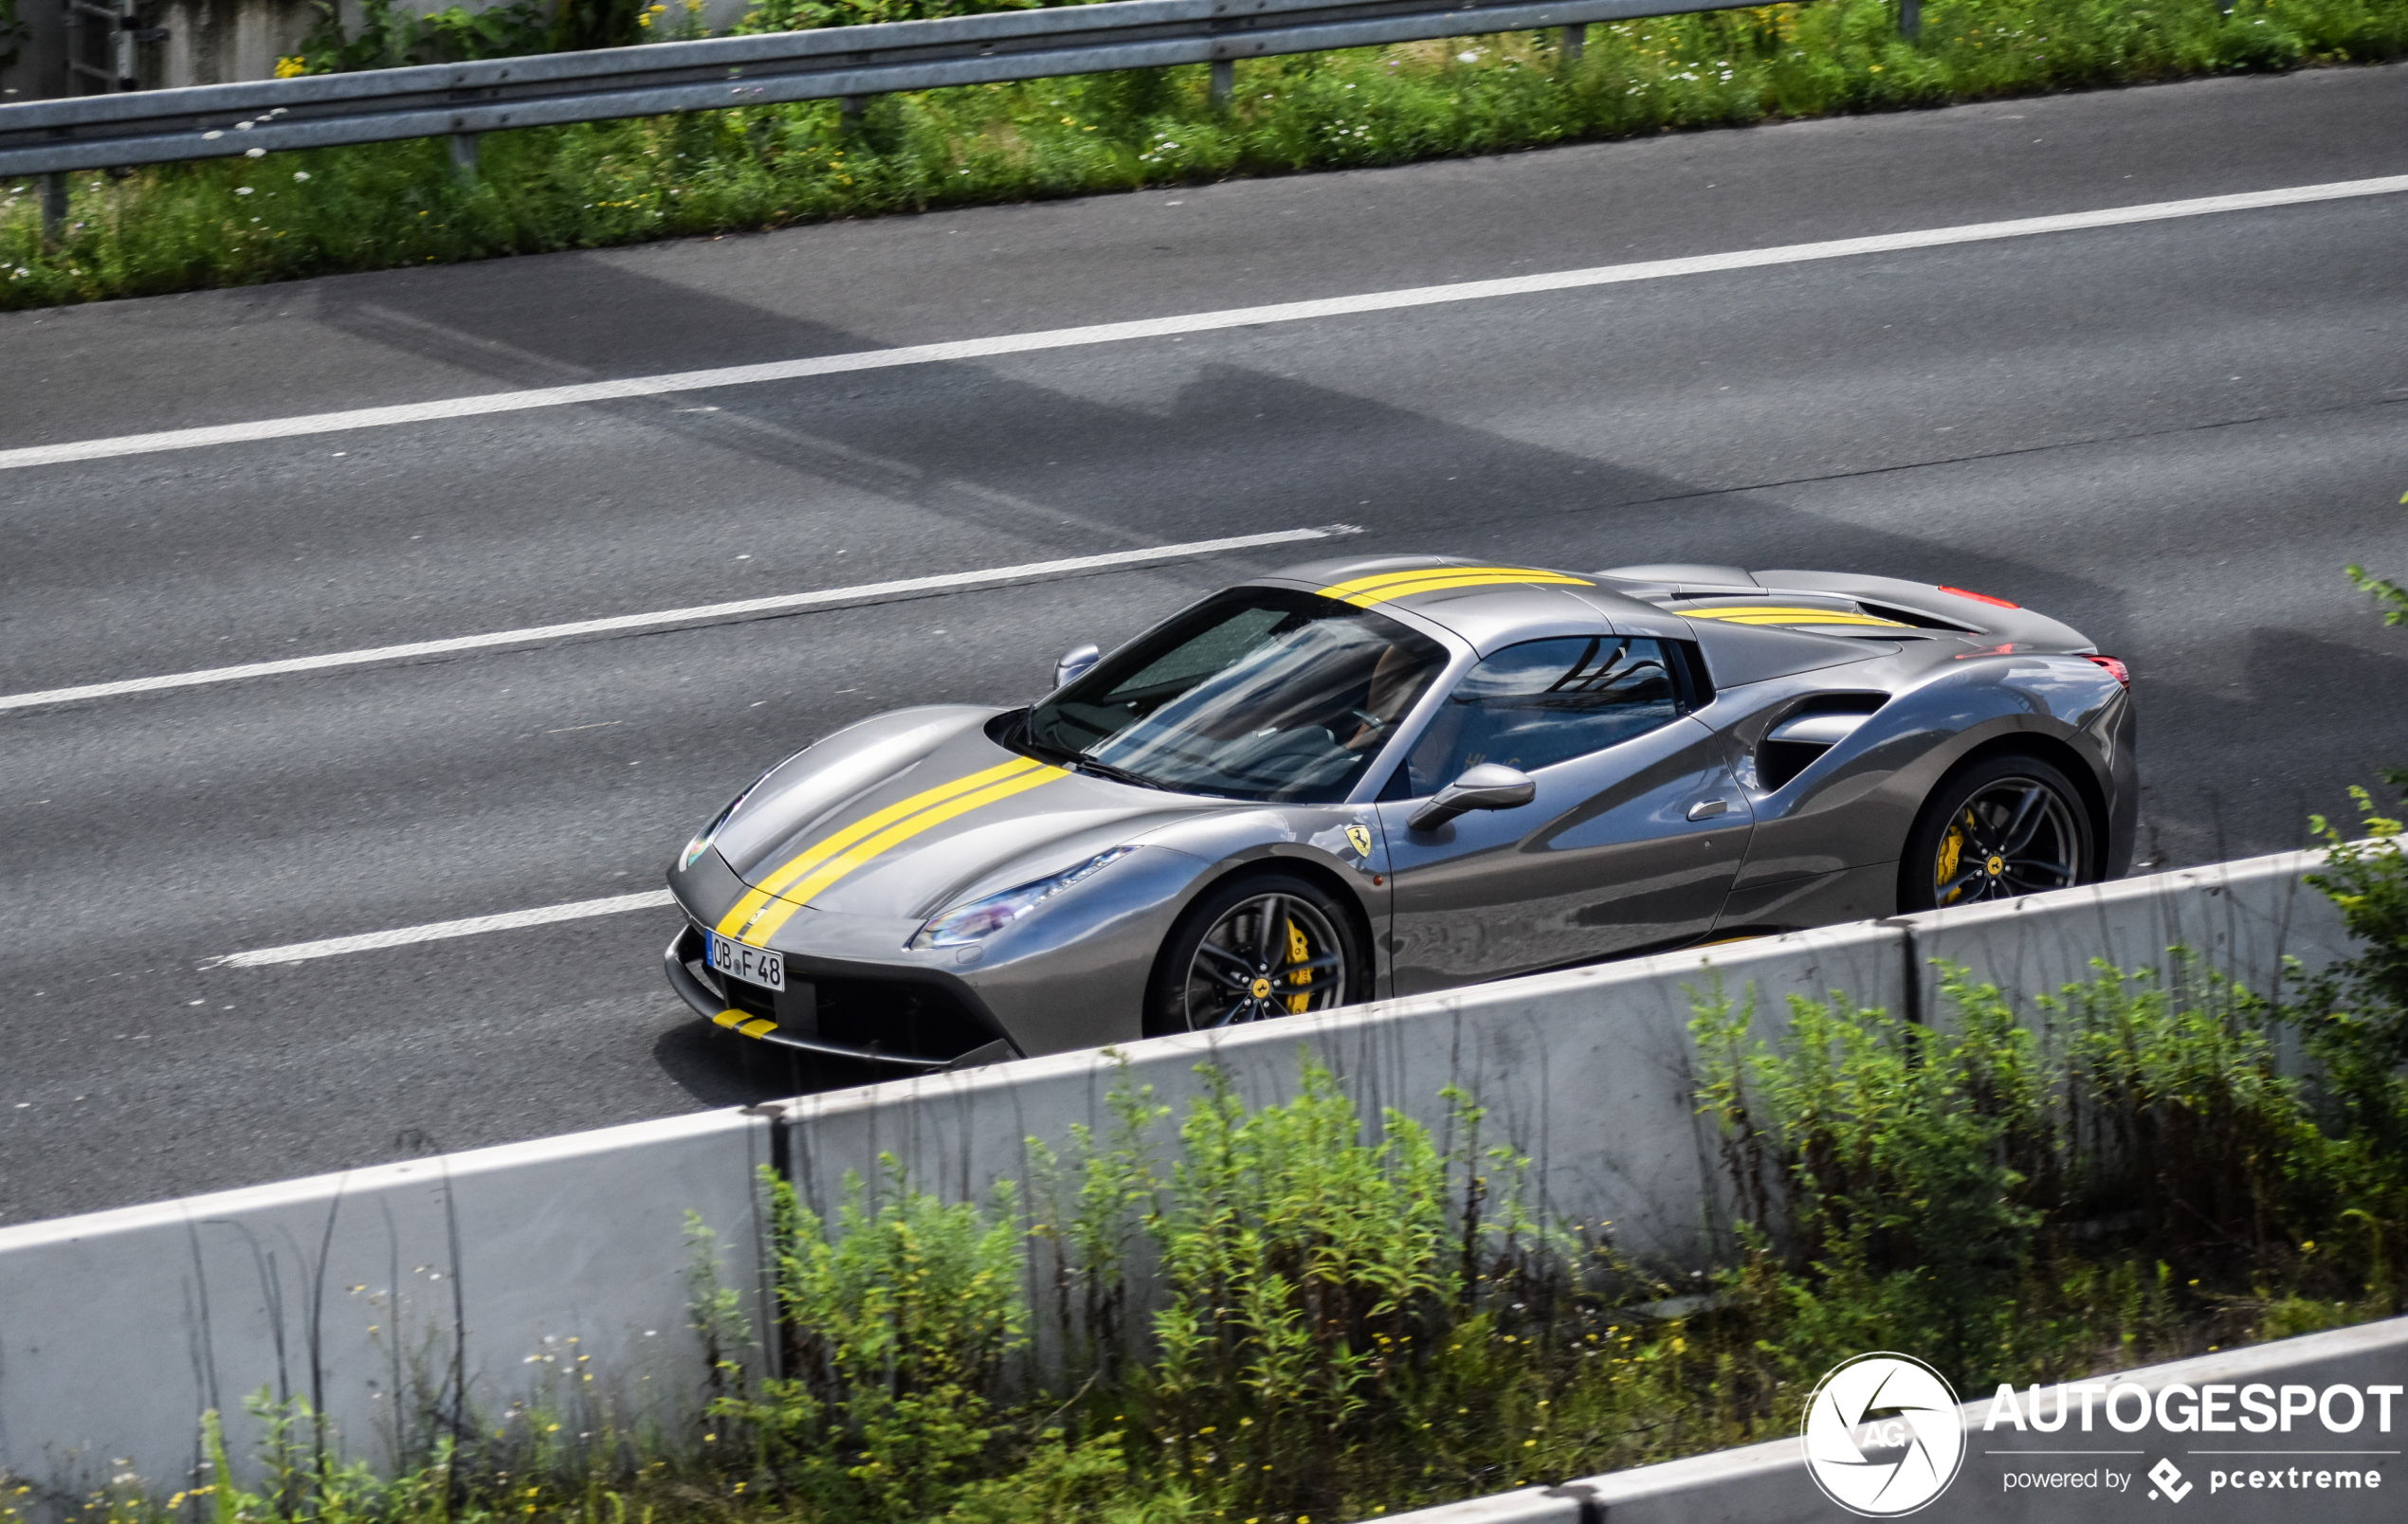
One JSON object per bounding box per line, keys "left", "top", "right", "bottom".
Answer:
{"left": 1144, "top": 873, "right": 1363, "bottom": 1037}
{"left": 1900, "top": 753, "right": 2094, "bottom": 912}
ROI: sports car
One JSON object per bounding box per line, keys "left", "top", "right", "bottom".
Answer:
{"left": 664, "top": 556, "right": 2135, "bottom": 1068}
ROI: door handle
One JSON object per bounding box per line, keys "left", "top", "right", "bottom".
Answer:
{"left": 1687, "top": 797, "right": 1730, "bottom": 821}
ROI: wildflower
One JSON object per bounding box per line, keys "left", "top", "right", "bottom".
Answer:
{"left": 235, "top": 186, "right": 253, "bottom": 195}
{"left": 294, "top": 171, "right": 310, "bottom": 182}
{"left": 275, "top": 57, "right": 306, "bottom": 78}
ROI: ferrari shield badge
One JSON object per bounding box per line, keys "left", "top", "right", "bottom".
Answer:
{"left": 1344, "top": 825, "right": 1374, "bottom": 859}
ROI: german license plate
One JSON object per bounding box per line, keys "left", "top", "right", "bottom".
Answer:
{"left": 709, "top": 934, "right": 785, "bottom": 992}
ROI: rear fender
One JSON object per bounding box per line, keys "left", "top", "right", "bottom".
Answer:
{"left": 1729, "top": 658, "right": 2124, "bottom": 889}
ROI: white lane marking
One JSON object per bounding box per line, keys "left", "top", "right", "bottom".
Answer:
{"left": 5, "top": 174, "right": 2402, "bottom": 475}
{"left": 0, "top": 523, "right": 1353, "bottom": 714}
{"left": 207, "top": 889, "right": 677, "bottom": 968}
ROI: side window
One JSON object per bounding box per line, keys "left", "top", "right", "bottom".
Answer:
{"left": 1404, "top": 636, "right": 1681, "bottom": 795}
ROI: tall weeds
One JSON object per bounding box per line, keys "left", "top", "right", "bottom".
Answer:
{"left": 1690, "top": 957, "right": 2408, "bottom": 1406}
{"left": 710, "top": 1059, "right": 1704, "bottom": 1523}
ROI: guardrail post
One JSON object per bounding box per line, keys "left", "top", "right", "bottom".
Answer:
{"left": 42, "top": 171, "right": 68, "bottom": 245}
{"left": 1898, "top": 0, "right": 1921, "bottom": 38}
{"left": 1560, "top": 24, "right": 1585, "bottom": 64}
{"left": 1209, "top": 57, "right": 1233, "bottom": 102}
{"left": 449, "top": 131, "right": 478, "bottom": 182}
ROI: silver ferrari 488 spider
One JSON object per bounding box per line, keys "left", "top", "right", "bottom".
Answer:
{"left": 664, "top": 556, "right": 2135, "bottom": 1068}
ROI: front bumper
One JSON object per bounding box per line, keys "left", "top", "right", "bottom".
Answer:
{"left": 662, "top": 925, "right": 1015, "bottom": 1071}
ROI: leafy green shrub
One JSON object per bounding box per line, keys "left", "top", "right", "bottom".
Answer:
{"left": 2293, "top": 554, "right": 2408, "bottom": 1155}
{"left": 709, "top": 1164, "right": 1026, "bottom": 1524}
{"left": 1690, "top": 958, "right": 2408, "bottom": 1396}
{"left": 684, "top": 1059, "right": 1740, "bottom": 1523}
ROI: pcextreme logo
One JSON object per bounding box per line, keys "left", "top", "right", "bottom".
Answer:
{"left": 1802, "top": 1352, "right": 1968, "bottom": 1516}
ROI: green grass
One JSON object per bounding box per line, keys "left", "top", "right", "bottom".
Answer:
{"left": 5, "top": 0, "right": 2405, "bottom": 309}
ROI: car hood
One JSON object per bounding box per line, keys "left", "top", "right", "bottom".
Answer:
{"left": 710, "top": 706, "right": 1227, "bottom": 920}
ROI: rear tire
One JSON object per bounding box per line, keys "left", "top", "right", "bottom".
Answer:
{"left": 1144, "top": 873, "right": 1364, "bottom": 1037}
{"left": 1900, "top": 753, "right": 2094, "bottom": 912}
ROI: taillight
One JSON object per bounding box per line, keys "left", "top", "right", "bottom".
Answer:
{"left": 1940, "top": 585, "right": 2020, "bottom": 608}
{"left": 2086, "top": 655, "right": 2130, "bottom": 686}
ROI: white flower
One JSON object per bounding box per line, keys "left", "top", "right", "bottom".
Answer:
{"left": 1456, "top": 50, "right": 1479, "bottom": 63}
{"left": 294, "top": 170, "right": 310, "bottom": 181}
{"left": 235, "top": 186, "right": 253, "bottom": 195}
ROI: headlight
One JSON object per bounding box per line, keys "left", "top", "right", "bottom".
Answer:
{"left": 910, "top": 847, "right": 1133, "bottom": 949}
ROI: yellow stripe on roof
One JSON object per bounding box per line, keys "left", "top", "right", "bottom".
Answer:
{"left": 1323, "top": 566, "right": 1593, "bottom": 608}
{"left": 717, "top": 756, "right": 1052, "bottom": 941}
{"left": 733, "top": 763, "right": 1068, "bottom": 946}
{"left": 1683, "top": 605, "right": 1910, "bottom": 628}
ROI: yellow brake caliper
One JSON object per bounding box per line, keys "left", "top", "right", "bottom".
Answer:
{"left": 1285, "top": 918, "right": 1313, "bottom": 1013}
{"left": 1935, "top": 812, "right": 1970, "bottom": 903}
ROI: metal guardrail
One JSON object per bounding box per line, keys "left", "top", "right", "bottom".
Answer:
{"left": 0, "top": 0, "right": 1790, "bottom": 184}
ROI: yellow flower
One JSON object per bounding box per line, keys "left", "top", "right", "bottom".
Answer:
{"left": 274, "top": 56, "right": 307, "bottom": 78}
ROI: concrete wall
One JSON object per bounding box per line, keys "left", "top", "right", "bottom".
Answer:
{"left": 766, "top": 848, "right": 2351, "bottom": 1274}
{"left": 0, "top": 848, "right": 2362, "bottom": 1496}
{"left": 771, "top": 919, "right": 1903, "bottom": 1277}
{"left": 1901, "top": 848, "right": 2353, "bottom": 1025}
{"left": 0, "top": 1109, "right": 774, "bottom": 1497}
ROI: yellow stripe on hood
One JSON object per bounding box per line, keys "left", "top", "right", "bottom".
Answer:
{"left": 717, "top": 756, "right": 1063, "bottom": 943}
{"left": 1684, "top": 605, "right": 1908, "bottom": 628}
{"left": 1323, "top": 566, "right": 1593, "bottom": 608}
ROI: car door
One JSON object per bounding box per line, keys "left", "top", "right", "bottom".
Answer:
{"left": 1373, "top": 635, "right": 1756, "bottom": 995}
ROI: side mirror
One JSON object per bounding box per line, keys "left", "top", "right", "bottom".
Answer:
{"left": 1408, "top": 763, "right": 1537, "bottom": 831}
{"left": 1052, "top": 644, "right": 1103, "bottom": 692}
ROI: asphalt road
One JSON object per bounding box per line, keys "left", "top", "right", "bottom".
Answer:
{"left": 4, "top": 64, "right": 2404, "bottom": 1225}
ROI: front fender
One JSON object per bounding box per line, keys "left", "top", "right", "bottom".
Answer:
{"left": 957, "top": 844, "right": 1209, "bottom": 1055}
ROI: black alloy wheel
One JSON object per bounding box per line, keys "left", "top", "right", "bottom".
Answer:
{"left": 1901, "top": 753, "right": 2094, "bottom": 912}
{"left": 1145, "top": 873, "right": 1360, "bottom": 1036}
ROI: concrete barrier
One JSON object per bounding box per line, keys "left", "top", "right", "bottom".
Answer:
{"left": 1898, "top": 848, "right": 2354, "bottom": 1030}
{"left": 0, "top": 1109, "right": 772, "bottom": 1496}
{"left": 772, "top": 918, "right": 1900, "bottom": 1275}
{"left": 764, "top": 848, "right": 2356, "bottom": 1274}
{"left": 0, "top": 848, "right": 2370, "bottom": 1497}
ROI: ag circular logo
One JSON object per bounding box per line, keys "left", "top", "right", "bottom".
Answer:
{"left": 1801, "top": 1352, "right": 1966, "bottom": 1516}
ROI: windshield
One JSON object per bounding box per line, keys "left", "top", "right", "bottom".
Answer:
{"left": 1023, "top": 588, "right": 1450, "bottom": 803}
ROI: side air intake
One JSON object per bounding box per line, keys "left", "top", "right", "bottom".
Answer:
{"left": 1757, "top": 695, "right": 1888, "bottom": 790}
